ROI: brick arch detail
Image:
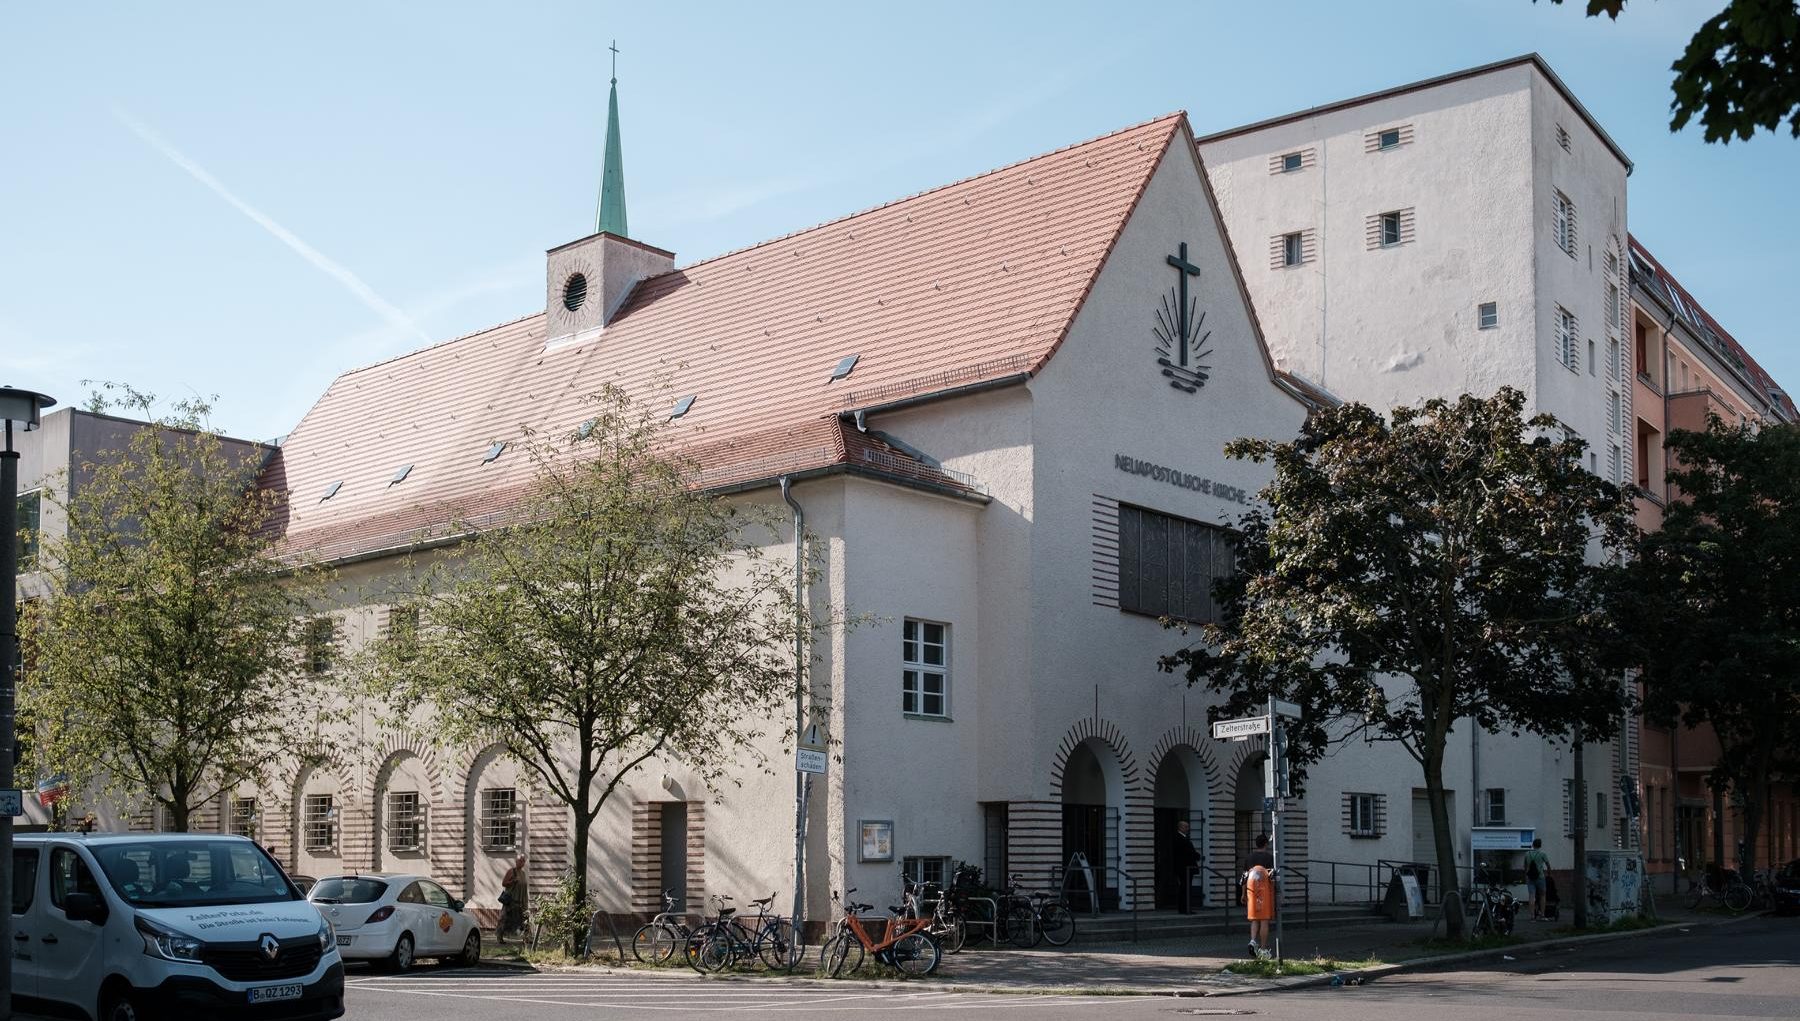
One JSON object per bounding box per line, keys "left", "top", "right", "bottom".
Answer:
{"left": 1045, "top": 716, "right": 1147, "bottom": 907}
{"left": 359, "top": 735, "right": 448, "bottom": 873}
{"left": 1209, "top": 735, "right": 1308, "bottom": 907}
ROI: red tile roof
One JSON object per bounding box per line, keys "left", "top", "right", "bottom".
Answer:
{"left": 262, "top": 113, "right": 1188, "bottom": 561}
{"left": 1628, "top": 235, "right": 1794, "bottom": 420}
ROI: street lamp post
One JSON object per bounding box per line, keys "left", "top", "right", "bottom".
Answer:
{"left": 1, "top": 386, "right": 56, "bottom": 1021}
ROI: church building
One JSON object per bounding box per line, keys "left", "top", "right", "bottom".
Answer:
{"left": 251, "top": 89, "right": 1334, "bottom": 924}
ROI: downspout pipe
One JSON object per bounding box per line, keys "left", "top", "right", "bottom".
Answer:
{"left": 780, "top": 476, "right": 809, "bottom": 937}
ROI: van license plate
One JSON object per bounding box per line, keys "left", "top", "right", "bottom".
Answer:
{"left": 249, "top": 983, "right": 303, "bottom": 1003}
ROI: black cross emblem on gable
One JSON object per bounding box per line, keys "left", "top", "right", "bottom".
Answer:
{"left": 1165, "top": 242, "right": 1201, "bottom": 367}
{"left": 1152, "top": 241, "right": 1211, "bottom": 394}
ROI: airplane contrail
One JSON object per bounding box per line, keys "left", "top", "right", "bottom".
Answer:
{"left": 114, "top": 107, "right": 431, "bottom": 345}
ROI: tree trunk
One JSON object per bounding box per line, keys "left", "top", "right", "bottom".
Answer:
{"left": 569, "top": 804, "right": 593, "bottom": 955}
{"left": 1424, "top": 754, "right": 1465, "bottom": 939}
{"left": 1712, "top": 784, "right": 1725, "bottom": 874}
{"left": 1573, "top": 737, "right": 1587, "bottom": 929}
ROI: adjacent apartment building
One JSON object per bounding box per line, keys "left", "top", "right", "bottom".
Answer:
{"left": 1195, "top": 53, "right": 1795, "bottom": 888}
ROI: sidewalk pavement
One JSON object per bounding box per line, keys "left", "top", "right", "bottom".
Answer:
{"left": 916, "top": 902, "right": 1748, "bottom": 996}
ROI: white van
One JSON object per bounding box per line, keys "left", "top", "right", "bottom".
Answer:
{"left": 11, "top": 832, "right": 344, "bottom": 1021}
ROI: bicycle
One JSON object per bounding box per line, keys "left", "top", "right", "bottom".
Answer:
{"left": 820, "top": 889, "right": 940, "bottom": 977}
{"left": 1686, "top": 865, "right": 1752, "bottom": 913}
{"left": 631, "top": 889, "right": 694, "bottom": 964}
{"left": 994, "top": 875, "right": 1044, "bottom": 949}
{"left": 1030, "top": 889, "right": 1077, "bottom": 946}
{"left": 902, "top": 871, "right": 967, "bottom": 955}
{"left": 688, "top": 893, "right": 803, "bottom": 973}
{"left": 1466, "top": 868, "right": 1517, "bottom": 938}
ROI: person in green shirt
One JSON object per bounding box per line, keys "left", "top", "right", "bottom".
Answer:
{"left": 1524, "top": 839, "right": 1552, "bottom": 921}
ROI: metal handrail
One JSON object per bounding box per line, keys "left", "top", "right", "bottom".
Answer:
{"left": 1044, "top": 864, "right": 1141, "bottom": 943}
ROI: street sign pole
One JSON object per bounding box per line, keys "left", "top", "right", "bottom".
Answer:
{"left": 1270, "top": 695, "right": 1284, "bottom": 964}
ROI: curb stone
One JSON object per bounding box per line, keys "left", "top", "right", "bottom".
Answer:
{"left": 1201, "top": 909, "right": 1770, "bottom": 997}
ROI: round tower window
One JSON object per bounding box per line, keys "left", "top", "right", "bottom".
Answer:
{"left": 562, "top": 273, "right": 588, "bottom": 312}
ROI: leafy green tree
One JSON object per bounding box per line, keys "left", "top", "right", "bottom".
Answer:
{"left": 22, "top": 388, "right": 330, "bottom": 830}
{"left": 1616, "top": 417, "right": 1800, "bottom": 879}
{"left": 367, "top": 388, "right": 827, "bottom": 936}
{"left": 1545, "top": 0, "right": 1800, "bottom": 142}
{"left": 1161, "top": 389, "right": 1636, "bottom": 938}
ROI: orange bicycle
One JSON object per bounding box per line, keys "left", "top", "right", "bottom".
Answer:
{"left": 820, "top": 888, "right": 941, "bottom": 977}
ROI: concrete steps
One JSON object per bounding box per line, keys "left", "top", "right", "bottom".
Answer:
{"left": 1068, "top": 903, "right": 1379, "bottom": 943}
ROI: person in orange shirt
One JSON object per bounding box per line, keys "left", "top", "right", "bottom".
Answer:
{"left": 1242, "top": 834, "right": 1275, "bottom": 957}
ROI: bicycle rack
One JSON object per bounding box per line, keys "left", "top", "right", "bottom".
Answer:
{"left": 580, "top": 908, "right": 628, "bottom": 963}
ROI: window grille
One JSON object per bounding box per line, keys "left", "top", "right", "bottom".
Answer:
{"left": 303, "top": 794, "right": 335, "bottom": 852}
{"left": 481, "top": 788, "right": 519, "bottom": 850}
{"left": 230, "top": 797, "right": 257, "bottom": 840}
{"left": 387, "top": 791, "right": 423, "bottom": 851}
{"left": 1117, "top": 505, "right": 1235, "bottom": 623}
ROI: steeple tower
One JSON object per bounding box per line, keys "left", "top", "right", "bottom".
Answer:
{"left": 597, "top": 40, "right": 628, "bottom": 238}
{"left": 544, "top": 38, "right": 671, "bottom": 345}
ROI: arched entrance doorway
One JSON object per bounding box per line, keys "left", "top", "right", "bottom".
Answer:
{"left": 1060, "top": 738, "right": 1123, "bottom": 912}
{"left": 1233, "top": 752, "right": 1270, "bottom": 889}
{"left": 1153, "top": 747, "right": 1206, "bottom": 909}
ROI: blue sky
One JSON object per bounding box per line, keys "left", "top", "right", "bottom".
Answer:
{"left": 4, "top": 1, "right": 1794, "bottom": 440}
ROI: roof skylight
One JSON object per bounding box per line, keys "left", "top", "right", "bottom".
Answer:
{"left": 320, "top": 481, "right": 342, "bottom": 502}
{"left": 389, "top": 463, "right": 413, "bottom": 486}
{"left": 670, "top": 395, "right": 697, "bottom": 420}
{"left": 481, "top": 441, "right": 506, "bottom": 464}
{"left": 829, "top": 354, "right": 861, "bottom": 382}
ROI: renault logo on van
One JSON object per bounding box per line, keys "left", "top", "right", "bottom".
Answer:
{"left": 260, "top": 934, "right": 281, "bottom": 960}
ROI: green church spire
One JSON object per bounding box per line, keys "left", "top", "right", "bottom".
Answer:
{"left": 597, "top": 40, "right": 628, "bottom": 238}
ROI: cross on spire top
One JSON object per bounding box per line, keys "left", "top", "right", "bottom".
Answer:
{"left": 609, "top": 39, "right": 619, "bottom": 83}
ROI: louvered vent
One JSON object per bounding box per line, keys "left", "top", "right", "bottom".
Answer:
{"left": 562, "top": 272, "right": 588, "bottom": 312}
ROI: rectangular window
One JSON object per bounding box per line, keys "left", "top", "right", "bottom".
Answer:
{"left": 1281, "top": 152, "right": 1303, "bottom": 173}
{"left": 229, "top": 796, "right": 257, "bottom": 840}
{"left": 305, "top": 617, "right": 334, "bottom": 675}
{"left": 303, "top": 794, "right": 336, "bottom": 852}
{"left": 1609, "top": 444, "right": 1621, "bottom": 485}
{"left": 1608, "top": 391, "right": 1621, "bottom": 434}
{"left": 1116, "top": 505, "right": 1234, "bottom": 623}
{"left": 1282, "top": 232, "right": 1303, "bottom": 267}
{"left": 1485, "top": 788, "right": 1507, "bottom": 826}
{"left": 1596, "top": 791, "right": 1607, "bottom": 830}
{"left": 1606, "top": 281, "right": 1619, "bottom": 328}
{"left": 12, "top": 849, "right": 37, "bottom": 914}
{"left": 1588, "top": 338, "right": 1597, "bottom": 375}
{"left": 1556, "top": 308, "right": 1579, "bottom": 371}
{"left": 901, "top": 619, "right": 950, "bottom": 718}
{"left": 1378, "top": 128, "right": 1401, "bottom": 150}
{"left": 1478, "top": 302, "right": 1498, "bottom": 330}
{"left": 1554, "top": 191, "right": 1578, "bottom": 257}
{"left": 1365, "top": 208, "right": 1414, "bottom": 249}
{"left": 387, "top": 791, "right": 423, "bottom": 852}
{"left": 902, "top": 855, "right": 951, "bottom": 891}
{"left": 14, "top": 490, "right": 40, "bottom": 573}
{"left": 1347, "top": 793, "right": 1381, "bottom": 837}
{"left": 481, "top": 788, "right": 518, "bottom": 850}
{"left": 1608, "top": 338, "right": 1621, "bottom": 380}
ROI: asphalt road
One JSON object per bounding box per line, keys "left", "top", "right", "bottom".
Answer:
{"left": 346, "top": 915, "right": 1798, "bottom": 1019}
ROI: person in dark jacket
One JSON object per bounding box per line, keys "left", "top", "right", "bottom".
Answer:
{"left": 1169, "top": 820, "right": 1202, "bottom": 913}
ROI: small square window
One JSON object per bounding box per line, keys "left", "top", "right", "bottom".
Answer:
{"left": 1348, "top": 793, "right": 1380, "bottom": 837}
{"left": 1381, "top": 213, "right": 1402, "bottom": 247}
{"left": 1281, "top": 152, "right": 1303, "bottom": 173}
{"left": 1485, "top": 788, "right": 1507, "bottom": 826}
{"left": 1478, "top": 302, "right": 1498, "bottom": 330}
{"left": 1378, "top": 128, "right": 1401, "bottom": 150}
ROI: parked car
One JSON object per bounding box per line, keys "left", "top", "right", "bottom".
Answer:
{"left": 290, "top": 874, "right": 318, "bottom": 896}
{"left": 1773, "top": 859, "right": 1800, "bottom": 916}
{"left": 11, "top": 832, "right": 344, "bottom": 1021}
{"left": 307, "top": 873, "right": 481, "bottom": 971}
